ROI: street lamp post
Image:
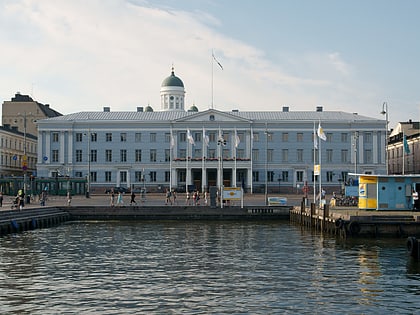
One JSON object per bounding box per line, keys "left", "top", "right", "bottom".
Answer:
{"left": 264, "top": 128, "right": 268, "bottom": 205}
{"left": 85, "top": 129, "right": 91, "bottom": 198}
{"left": 380, "top": 102, "right": 389, "bottom": 175}
{"left": 353, "top": 131, "right": 359, "bottom": 174}
{"left": 18, "top": 112, "right": 32, "bottom": 203}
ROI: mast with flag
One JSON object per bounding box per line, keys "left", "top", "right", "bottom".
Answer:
{"left": 186, "top": 129, "right": 195, "bottom": 192}
{"left": 202, "top": 127, "right": 209, "bottom": 192}
{"left": 403, "top": 131, "right": 410, "bottom": 174}
{"left": 316, "top": 121, "right": 327, "bottom": 207}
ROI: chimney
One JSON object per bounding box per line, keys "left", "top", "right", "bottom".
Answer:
{"left": 137, "top": 107, "right": 144, "bottom": 112}
{"left": 316, "top": 106, "right": 323, "bottom": 112}
{"left": 282, "top": 106, "right": 289, "bottom": 112}
{"left": 232, "top": 109, "right": 239, "bottom": 112}
{"left": 103, "top": 107, "right": 110, "bottom": 112}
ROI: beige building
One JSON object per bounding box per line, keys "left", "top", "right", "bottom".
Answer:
{"left": 1, "top": 93, "right": 62, "bottom": 180}
{"left": 388, "top": 120, "right": 420, "bottom": 175}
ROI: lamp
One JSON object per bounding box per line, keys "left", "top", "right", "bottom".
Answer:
{"left": 380, "top": 102, "right": 389, "bottom": 175}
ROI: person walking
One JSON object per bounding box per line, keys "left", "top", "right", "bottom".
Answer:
{"left": 185, "top": 191, "right": 191, "bottom": 205}
{"left": 110, "top": 189, "right": 115, "bottom": 207}
{"left": 172, "top": 190, "right": 177, "bottom": 205}
{"left": 117, "top": 191, "right": 123, "bottom": 206}
{"left": 412, "top": 189, "right": 419, "bottom": 210}
{"left": 67, "top": 191, "right": 72, "bottom": 206}
{"left": 0, "top": 191, "right": 3, "bottom": 207}
{"left": 130, "top": 191, "right": 137, "bottom": 205}
{"left": 165, "top": 189, "right": 172, "bottom": 205}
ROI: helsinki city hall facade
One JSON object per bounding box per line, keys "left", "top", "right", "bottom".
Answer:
{"left": 36, "top": 69, "right": 386, "bottom": 194}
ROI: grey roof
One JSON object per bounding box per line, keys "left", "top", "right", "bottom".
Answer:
{"left": 39, "top": 109, "right": 382, "bottom": 123}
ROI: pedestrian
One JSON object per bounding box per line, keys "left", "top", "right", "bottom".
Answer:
{"left": 185, "top": 191, "right": 191, "bottom": 205}
{"left": 40, "top": 190, "right": 46, "bottom": 206}
{"left": 172, "top": 190, "right": 177, "bottom": 205}
{"left": 117, "top": 191, "right": 123, "bottom": 206}
{"left": 17, "top": 189, "right": 25, "bottom": 210}
{"left": 110, "top": 189, "right": 115, "bottom": 207}
{"left": 0, "top": 191, "right": 3, "bottom": 207}
{"left": 165, "top": 189, "right": 172, "bottom": 205}
{"left": 130, "top": 191, "right": 137, "bottom": 205}
{"left": 204, "top": 191, "right": 208, "bottom": 206}
{"left": 67, "top": 191, "right": 72, "bottom": 206}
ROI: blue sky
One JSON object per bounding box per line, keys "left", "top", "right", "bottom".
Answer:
{"left": 1, "top": 0, "right": 419, "bottom": 128}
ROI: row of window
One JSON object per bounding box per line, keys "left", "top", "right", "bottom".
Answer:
{"left": 0, "top": 136, "right": 37, "bottom": 153}
{"left": 50, "top": 131, "right": 374, "bottom": 144}
{"left": 82, "top": 169, "right": 347, "bottom": 184}
{"left": 49, "top": 147, "right": 374, "bottom": 164}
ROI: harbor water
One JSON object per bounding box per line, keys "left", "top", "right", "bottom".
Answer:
{"left": 1, "top": 220, "right": 420, "bottom": 314}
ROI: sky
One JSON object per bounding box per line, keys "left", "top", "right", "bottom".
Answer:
{"left": 1, "top": 0, "right": 419, "bottom": 128}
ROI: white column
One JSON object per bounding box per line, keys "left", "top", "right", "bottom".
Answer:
{"left": 60, "top": 131, "right": 65, "bottom": 163}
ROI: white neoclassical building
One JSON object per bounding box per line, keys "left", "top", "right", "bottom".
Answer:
{"left": 36, "top": 68, "right": 387, "bottom": 195}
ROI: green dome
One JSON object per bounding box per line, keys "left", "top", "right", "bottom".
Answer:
{"left": 161, "top": 69, "right": 184, "bottom": 88}
{"left": 189, "top": 105, "right": 198, "bottom": 112}
{"left": 145, "top": 105, "right": 154, "bottom": 112}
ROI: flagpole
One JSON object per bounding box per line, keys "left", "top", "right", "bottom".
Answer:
{"left": 202, "top": 126, "right": 205, "bottom": 193}
{"left": 250, "top": 126, "right": 254, "bottom": 194}
{"left": 186, "top": 138, "right": 189, "bottom": 193}
{"left": 313, "top": 121, "right": 316, "bottom": 204}
{"left": 403, "top": 131, "right": 406, "bottom": 175}
{"left": 234, "top": 127, "right": 237, "bottom": 187}
{"left": 170, "top": 127, "right": 173, "bottom": 191}
{"left": 211, "top": 51, "right": 214, "bottom": 109}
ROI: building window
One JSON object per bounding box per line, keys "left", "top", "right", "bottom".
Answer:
{"left": 266, "top": 132, "right": 273, "bottom": 142}
{"left": 106, "top": 133, "right": 112, "bottom": 142}
{"left": 135, "top": 149, "right": 142, "bottom": 162}
{"left": 90, "top": 172, "right": 97, "bottom": 183}
{"left": 194, "top": 149, "right": 201, "bottom": 159}
{"left": 326, "top": 149, "right": 333, "bottom": 163}
{"left": 150, "top": 149, "right": 156, "bottom": 162}
{"left": 149, "top": 171, "right": 156, "bottom": 182}
{"left": 180, "top": 133, "right": 186, "bottom": 142}
{"left": 75, "top": 171, "right": 83, "bottom": 177}
{"left": 52, "top": 132, "right": 59, "bottom": 142}
{"left": 341, "top": 133, "right": 348, "bottom": 143}
{"left": 91, "top": 150, "right": 97, "bottom": 162}
{"left": 365, "top": 132, "right": 372, "bottom": 143}
{"left": 326, "top": 171, "right": 334, "bottom": 182}
{"left": 252, "top": 149, "right": 259, "bottom": 161}
{"left": 91, "top": 133, "right": 97, "bottom": 142}
{"left": 120, "top": 133, "right": 127, "bottom": 142}
{"left": 76, "top": 133, "right": 83, "bottom": 142}
{"left": 76, "top": 150, "right": 83, "bottom": 162}
{"left": 165, "top": 133, "right": 171, "bottom": 143}
{"left": 194, "top": 132, "right": 202, "bottom": 143}
{"left": 120, "top": 150, "right": 127, "bottom": 162}
{"left": 150, "top": 133, "right": 156, "bottom": 142}
{"left": 208, "top": 149, "right": 216, "bottom": 159}
{"left": 120, "top": 171, "right": 127, "bottom": 183}
{"left": 267, "top": 149, "right": 273, "bottom": 162}
{"left": 282, "top": 133, "right": 288, "bottom": 142}
{"left": 282, "top": 149, "right": 288, "bottom": 162}
{"left": 178, "top": 170, "right": 186, "bottom": 182}
{"left": 281, "top": 171, "right": 289, "bottom": 182}
{"left": 326, "top": 133, "right": 332, "bottom": 142}
{"left": 296, "top": 171, "right": 303, "bottom": 182}
{"left": 267, "top": 171, "right": 275, "bottom": 182}
{"left": 252, "top": 171, "right": 259, "bottom": 182}
{"left": 165, "top": 149, "right": 170, "bottom": 161}
{"left": 209, "top": 132, "right": 216, "bottom": 142}
{"left": 179, "top": 149, "right": 186, "bottom": 159}
{"left": 253, "top": 132, "right": 259, "bottom": 142}
{"left": 297, "top": 133, "right": 303, "bottom": 142}
{"left": 105, "top": 171, "right": 112, "bottom": 182}
{"left": 341, "top": 150, "right": 348, "bottom": 163}
{"left": 105, "top": 149, "right": 112, "bottom": 162}
{"left": 135, "top": 133, "right": 141, "bottom": 142}
{"left": 297, "top": 149, "right": 303, "bottom": 162}
{"left": 52, "top": 150, "right": 59, "bottom": 162}
{"left": 165, "top": 171, "right": 170, "bottom": 182}
{"left": 135, "top": 171, "right": 142, "bottom": 182}
{"left": 237, "top": 149, "right": 245, "bottom": 159}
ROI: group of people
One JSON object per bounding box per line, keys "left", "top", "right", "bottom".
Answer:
{"left": 109, "top": 189, "right": 139, "bottom": 207}
{"left": 185, "top": 190, "right": 208, "bottom": 206}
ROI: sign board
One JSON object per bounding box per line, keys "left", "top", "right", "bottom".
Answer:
{"left": 314, "top": 164, "right": 320, "bottom": 176}
{"left": 267, "top": 197, "right": 288, "bottom": 206}
{"left": 222, "top": 187, "right": 242, "bottom": 200}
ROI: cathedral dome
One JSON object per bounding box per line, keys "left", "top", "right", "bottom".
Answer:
{"left": 161, "top": 68, "right": 184, "bottom": 88}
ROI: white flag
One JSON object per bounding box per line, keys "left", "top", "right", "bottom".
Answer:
{"left": 317, "top": 123, "right": 327, "bottom": 141}
{"left": 187, "top": 129, "right": 195, "bottom": 145}
{"left": 203, "top": 128, "right": 209, "bottom": 147}
{"left": 235, "top": 130, "right": 240, "bottom": 148}
{"left": 314, "top": 133, "right": 318, "bottom": 149}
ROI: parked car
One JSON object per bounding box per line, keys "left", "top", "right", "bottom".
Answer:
{"left": 104, "top": 187, "right": 129, "bottom": 194}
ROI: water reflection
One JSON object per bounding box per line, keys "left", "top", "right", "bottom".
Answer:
{"left": 0, "top": 221, "right": 420, "bottom": 314}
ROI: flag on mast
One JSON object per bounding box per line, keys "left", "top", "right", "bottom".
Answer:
{"left": 187, "top": 129, "right": 195, "bottom": 145}
{"left": 212, "top": 52, "right": 223, "bottom": 70}
{"left": 203, "top": 128, "right": 209, "bottom": 147}
{"left": 404, "top": 133, "right": 410, "bottom": 154}
{"left": 235, "top": 129, "right": 240, "bottom": 148}
{"left": 313, "top": 129, "right": 318, "bottom": 149}
{"left": 317, "top": 122, "right": 327, "bottom": 141}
